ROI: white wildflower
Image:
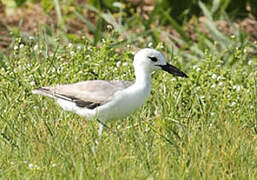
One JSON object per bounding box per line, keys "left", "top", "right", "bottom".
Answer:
{"left": 123, "top": 62, "right": 128, "bottom": 66}
{"left": 196, "top": 67, "right": 201, "bottom": 72}
{"left": 14, "top": 45, "right": 18, "bottom": 50}
{"left": 233, "top": 85, "right": 241, "bottom": 91}
{"left": 159, "top": 44, "right": 164, "bottom": 49}
{"left": 77, "top": 45, "right": 82, "bottom": 50}
{"left": 211, "top": 74, "right": 217, "bottom": 79}
{"left": 28, "top": 163, "right": 33, "bottom": 169}
{"left": 147, "top": 42, "right": 153, "bottom": 48}
{"left": 113, "top": 2, "right": 123, "bottom": 8}
{"left": 30, "top": 81, "right": 35, "bottom": 86}
{"left": 116, "top": 61, "right": 121, "bottom": 67}
{"left": 217, "top": 76, "right": 224, "bottom": 81}
{"left": 211, "top": 84, "right": 216, "bottom": 88}
{"left": 19, "top": 44, "right": 24, "bottom": 48}
{"left": 231, "top": 102, "right": 236, "bottom": 107}
{"left": 70, "top": 51, "right": 75, "bottom": 56}
{"left": 33, "top": 45, "right": 38, "bottom": 51}
{"left": 29, "top": 36, "right": 34, "bottom": 40}
{"left": 248, "top": 60, "right": 253, "bottom": 65}
{"left": 68, "top": 43, "right": 73, "bottom": 48}
{"left": 107, "top": 24, "right": 113, "bottom": 30}
{"left": 200, "top": 95, "right": 205, "bottom": 100}
{"left": 218, "top": 82, "right": 223, "bottom": 87}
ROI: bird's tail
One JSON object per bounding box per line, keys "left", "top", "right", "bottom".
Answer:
{"left": 32, "top": 87, "right": 55, "bottom": 98}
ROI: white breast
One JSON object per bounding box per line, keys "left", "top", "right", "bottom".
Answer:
{"left": 97, "top": 83, "right": 151, "bottom": 122}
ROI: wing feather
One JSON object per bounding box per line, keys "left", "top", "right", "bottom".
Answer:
{"left": 32, "top": 80, "right": 133, "bottom": 109}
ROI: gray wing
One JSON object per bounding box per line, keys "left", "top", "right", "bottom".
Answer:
{"left": 32, "top": 80, "right": 133, "bottom": 109}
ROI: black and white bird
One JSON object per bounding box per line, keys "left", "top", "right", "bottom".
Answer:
{"left": 32, "top": 48, "right": 188, "bottom": 136}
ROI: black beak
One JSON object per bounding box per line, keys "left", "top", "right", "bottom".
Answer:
{"left": 159, "top": 63, "right": 188, "bottom": 78}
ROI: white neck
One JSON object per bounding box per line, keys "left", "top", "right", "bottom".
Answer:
{"left": 134, "top": 68, "right": 151, "bottom": 89}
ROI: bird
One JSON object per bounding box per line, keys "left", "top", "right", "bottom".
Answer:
{"left": 32, "top": 48, "right": 188, "bottom": 137}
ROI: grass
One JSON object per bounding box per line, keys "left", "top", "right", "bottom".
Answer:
{"left": 0, "top": 1, "right": 257, "bottom": 179}
{"left": 0, "top": 31, "right": 256, "bottom": 179}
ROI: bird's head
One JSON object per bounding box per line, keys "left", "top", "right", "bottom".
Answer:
{"left": 133, "top": 48, "right": 188, "bottom": 78}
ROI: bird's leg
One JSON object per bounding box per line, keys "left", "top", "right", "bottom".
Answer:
{"left": 98, "top": 122, "right": 103, "bottom": 137}
{"left": 94, "top": 120, "right": 104, "bottom": 147}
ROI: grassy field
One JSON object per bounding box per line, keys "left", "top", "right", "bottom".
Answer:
{"left": 0, "top": 1, "right": 257, "bottom": 179}
{"left": 0, "top": 33, "right": 256, "bottom": 179}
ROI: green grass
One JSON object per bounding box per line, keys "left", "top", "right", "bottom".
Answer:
{"left": 0, "top": 31, "right": 256, "bottom": 179}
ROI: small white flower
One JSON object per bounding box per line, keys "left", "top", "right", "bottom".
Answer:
{"left": 30, "top": 81, "right": 35, "bottom": 86}
{"left": 77, "top": 45, "right": 82, "bottom": 50}
{"left": 14, "top": 45, "right": 18, "bottom": 50}
{"left": 70, "top": 51, "right": 75, "bottom": 55}
{"left": 210, "top": 112, "right": 215, "bottom": 116}
{"left": 200, "top": 95, "right": 205, "bottom": 99}
{"left": 211, "top": 74, "right": 217, "bottom": 79}
{"left": 113, "top": 2, "right": 123, "bottom": 8}
{"left": 217, "top": 76, "right": 223, "bottom": 81}
{"left": 68, "top": 43, "right": 73, "bottom": 48}
{"left": 233, "top": 85, "right": 241, "bottom": 91}
{"left": 33, "top": 45, "right": 38, "bottom": 51}
{"left": 218, "top": 82, "right": 223, "bottom": 87}
{"left": 116, "top": 61, "right": 121, "bottom": 67}
{"left": 123, "top": 62, "right": 128, "bottom": 66}
{"left": 28, "top": 163, "right": 33, "bottom": 169}
{"left": 107, "top": 24, "right": 113, "bottom": 30}
{"left": 196, "top": 67, "right": 201, "bottom": 72}
{"left": 248, "top": 60, "right": 253, "bottom": 65}
{"left": 52, "top": 163, "right": 57, "bottom": 167}
{"left": 29, "top": 36, "right": 34, "bottom": 40}
{"left": 147, "top": 42, "right": 153, "bottom": 48}
{"left": 211, "top": 84, "right": 216, "bottom": 88}
{"left": 159, "top": 44, "right": 164, "bottom": 49}
{"left": 231, "top": 102, "right": 236, "bottom": 107}
{"left": 19, "top": 44, "right": 24, "bottom": 48}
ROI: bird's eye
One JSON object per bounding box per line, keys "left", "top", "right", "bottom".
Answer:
{"left": 148, "top": 56, "right": 158, "bottom": 62}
